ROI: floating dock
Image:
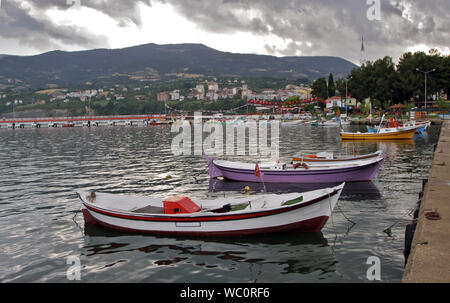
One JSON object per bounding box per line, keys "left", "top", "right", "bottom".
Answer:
{"left": 0, "top": 114, "right": 169, "bottom": 128}
{"left": 403, "top": 121, "right": 450, "bottom": 283}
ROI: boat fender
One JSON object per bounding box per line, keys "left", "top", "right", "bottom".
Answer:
{"left": 293, "top": 163, "right": 309, "bottom": 170}
{"left": 244, "top": 186, "right": 251, "bottom": 193}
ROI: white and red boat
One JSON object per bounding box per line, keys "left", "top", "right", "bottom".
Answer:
{"left": 78, "top": 183, "right": 345, "bottom": 237}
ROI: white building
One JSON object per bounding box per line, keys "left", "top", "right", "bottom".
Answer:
{"left": 170, "top": 90, "right": 180, "bottom": 101}
{"left": 196, "top": 84, "right": 205, "bottom": 96}
{"left": 207, "top": 82, "right": 219, "bottom": 92}
{"left": 325, "top": 97, "right": 343, "bottom": 108}
{"left": 206, "top": 90, "right": 219, "bottom": 101}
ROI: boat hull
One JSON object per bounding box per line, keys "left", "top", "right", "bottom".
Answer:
{"left": 79, "top": 185, "right": 344, "bottom": 236}
{"left": 207, "top": 157, "right": 385, "bottom": 183}
{"left": 82, "top": 208, "right": 330, "bottom": 236}
{"left": 340, "top": 128, "right": 416, "bottom": 140}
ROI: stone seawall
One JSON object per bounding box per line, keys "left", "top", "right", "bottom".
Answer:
{"left": 403, "top": 121, "right": 450, "bottom": 283}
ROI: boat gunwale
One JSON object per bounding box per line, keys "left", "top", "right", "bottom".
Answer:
{"left": 292, "top": 151, "right": 381, "bottom": 162}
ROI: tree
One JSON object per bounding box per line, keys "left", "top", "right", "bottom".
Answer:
{"left": 348, "top": 56, "right": 399, "bottom": 109}
{"left": 371, "top": 56, "right": 397, "bottom": 109}
{"left": 311, "top": 77, "right": 328, "bottom": 100}
{"left": 348, "top": 62, "right": 372, "bottom": 102}
{"left": 396, "top": 52, "right": 431, "bottom": 103}
{"left": 328, "top": 73, "right": 336, "bottom": 97}
{"left": 335, "top": 78, "right": 346, "bottom": 98}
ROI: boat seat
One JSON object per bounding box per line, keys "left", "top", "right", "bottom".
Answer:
{"left": 131, "top": 205, "right": 164, "bottom": 214}
{"left": 316, "top": 152, "right": 333, "bottom": 159}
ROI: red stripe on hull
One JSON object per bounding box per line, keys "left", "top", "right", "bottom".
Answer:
{"left": 82, "top": 209, "right": 329, "bottom": 236}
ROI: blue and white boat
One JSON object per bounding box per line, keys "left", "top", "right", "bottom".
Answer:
{"left": 367, "top": 121, "right": 430, "bottom": 134}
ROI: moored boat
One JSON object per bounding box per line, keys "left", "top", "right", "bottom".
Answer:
{"left": 292, "top": 150, "right": 382, "bottom": 165}
{"left": 78, "top": 183, "right": 345, "bottom": 236}
{"left": 206, "top": 155, "right": 385, "bottom": 183}
{"left": 340, "top": 127, "right": 416, "bottom": 140}
{"left": 366, "top": 121, "right": 430, "bottom": 134}
{"left": 281, "top": 120, "right": 303, "bottom": 126}
{"left": 311, "top": 118, "right": 349, "bottom": 127}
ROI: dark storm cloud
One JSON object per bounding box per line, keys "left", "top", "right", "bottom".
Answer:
{"left": 0, "top": 1, "right": 109, "bottom": 51}
{"left": 0, "top": 0, "right": 151, "bottom": 52}
{"left": 7, "top": 0, "right": 153, "bottom": 26}
{"left": 0, "top": 0, "right": 449, "bottom": 62}
{"left": 159, "top": 0, "right": 450, "bottom": 62}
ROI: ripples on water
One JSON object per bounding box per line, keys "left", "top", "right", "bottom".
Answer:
{"left": 0, "top": 123, "right": 440, "bottom": 282}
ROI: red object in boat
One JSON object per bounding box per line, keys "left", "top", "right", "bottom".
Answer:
{"left": 387, "top": 118, "right": 397, "bottom": 128}
{"left": 163, "top": 196, "right": 201, "bottom": 214}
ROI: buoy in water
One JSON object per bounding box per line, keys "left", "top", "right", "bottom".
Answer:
{"left": 166, "top": 174, "right": 172, "bottom": 179}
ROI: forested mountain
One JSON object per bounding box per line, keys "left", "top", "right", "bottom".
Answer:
{"left": 0, "top": 43, "right": 356, "bottom": 89}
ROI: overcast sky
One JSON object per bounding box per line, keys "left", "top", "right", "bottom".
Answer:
{"left": 0, "top": 0, "right": 449, "bottom": 64}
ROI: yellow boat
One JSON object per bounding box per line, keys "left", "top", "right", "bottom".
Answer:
{"left": 340, "top": 127, "right": 417, "bottom": 140}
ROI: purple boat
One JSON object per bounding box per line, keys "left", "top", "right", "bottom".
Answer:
{"left": 205, "top": 154, "right": 385, "bottom": 183}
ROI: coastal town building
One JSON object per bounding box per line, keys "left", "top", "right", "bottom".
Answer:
{"left": 169, "top": 90, "right": 180, "bottom": 101}
{"left": 157, "top": 92, "right": 169, "bottom": 102}
{"left": 247, "top": 84, "right": 311, "bottom": 102}
{"left": 207, "top": 82, "right": 219, "bottom": 92}
{"left": 195, "top": 84, "right": 205, "bottom": 98}
{"left": 325, "top": 96, "right": 358, "bottom": 109}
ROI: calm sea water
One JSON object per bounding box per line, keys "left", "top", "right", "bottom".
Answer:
{"left": 0, "top": 123, "right": 440, "bottom": 283}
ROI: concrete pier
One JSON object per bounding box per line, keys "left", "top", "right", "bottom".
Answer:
{"left": 0, "top": 114, "right": 168, "bottom": 128}
{"left": 403, "top": 121, "right": 450, "bottom": 283}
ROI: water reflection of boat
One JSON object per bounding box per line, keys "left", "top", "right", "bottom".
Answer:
{"left": 82, "top": 226, "right": 338, "bottom": 279}
{"left": 84, "top": 223, "right": 328, "bottom": 245}
{"left": 281, "top": 120, "right": 303, "bottom": 126}
{"left": 341, "top": 139, "right": 414, "bottom": 146}
{"left": 209, "top": 179, "right": 382, "bottom": 201}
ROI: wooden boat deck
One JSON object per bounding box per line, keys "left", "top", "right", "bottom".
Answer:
{"left": 131, "top": 205, "right": 164, "bottom": 214}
